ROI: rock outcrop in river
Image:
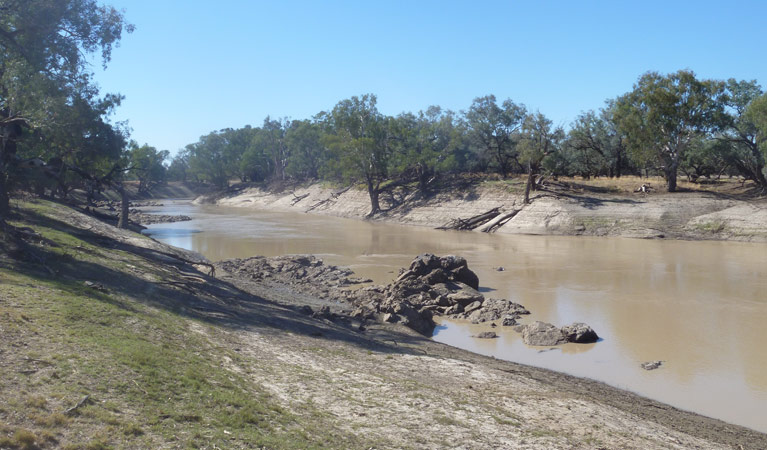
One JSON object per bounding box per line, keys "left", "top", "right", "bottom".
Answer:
{"left": 518, "top": 321, "right": 599, "bottom": 345}
{"left": 216, "top": 253, "right": 598, "bottom": 343}
{"left": 349, "top": 254, "right": 532, "bottom": 335}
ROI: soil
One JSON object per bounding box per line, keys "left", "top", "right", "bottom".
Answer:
{"left": 201, "top": 176, "right": 767, "bottom": 242}
{"left": 3, "top": 199, "right": 767, "bottom": 448}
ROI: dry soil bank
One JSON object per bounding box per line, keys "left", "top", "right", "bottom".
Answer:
{"left": 203, "top": 179, "right": 767, "bottom": 242}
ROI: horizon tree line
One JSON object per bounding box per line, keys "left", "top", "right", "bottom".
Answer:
{"left": 170, "top": 71, "right": 767, "bottom": 215}
{"left": 2, "top": 1, "right": 766, "bottom": 223}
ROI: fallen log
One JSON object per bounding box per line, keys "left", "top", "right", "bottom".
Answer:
{"left": 436, "top": 207, "right": 501, "bottom": 231}
{"left": 305, "top": 185, "right": 351, "bottom": 212}
{"left": 477, "top": 209, "right": 521, "bottom": 233}
{"left": 290, "top": 192, "right": 310, "bottom": 206}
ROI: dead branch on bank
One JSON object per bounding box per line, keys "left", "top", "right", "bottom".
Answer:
{"left": 436, "top": 207, "right": 501, "bottom": 230}
{"left": 305, "top": 185, "right": 351, "bottom": 212}
{"left": 477, "top": 209, "right": 521, "bottom": 232}
{"left": 290, "top": 192, "right": 310, "bottom": 206}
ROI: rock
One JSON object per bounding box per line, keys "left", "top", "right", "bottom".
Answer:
{"left": 444, "top": 303, "right": 463, "bottom": 315}
{"left": 521, "top": 321, "right": 567, "bottom": 346}
{"left": 84, "top": 281, "right": 107, "bottom": 292}
{"left": 501, "top": 315, "right": 517, "bottom": 326}
{"left": 409, "top": 253, "right": 442, "bottom": 275}
{"left": 463, "top": 300, "right": 483, "bottom": 314}
{"left": 312, "top": 306, "right": 335, "bottom": 321}
{"left": 445, "top": 283, "right": 484, "bottom": 306}
{"left": 641, "top": 361, "right": 664, "bottom": 370}
{"left": 561, "top": 323, "right": 599, "bottom": 343}
{"left": 475, "top": 331, "right": 497, "bottom": 339}
{"left": 297, "top": 305, "right": 313, "bottom": 315}
{"left": 512, "top": 325, "right": 526, "bottom": 333}
{"left": 450, "top": 265, "right": 480, "bottom": 290}
{"left": 382, "top": 313, "right": 397, "bottom": 323}
{"left": 495, "top": 266, "right": 505, "bottom": 272}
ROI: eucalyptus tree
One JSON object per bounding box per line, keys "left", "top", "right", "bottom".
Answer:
{"left": 167, "top": 148, "right": 190, "bottom": 182}
{"left": 128, "top": 143, "right": 169, "bottom": 194}
{"left": 465, "top": 95, "right": 527, "bottom": 178}
{"left": 0, "top": 0, "right": 132, "bottom": 220}
{"left": 260, "top": 117, "right": 290, "bottom": 181}
{"left": 187, "top": 132, "right": 232, "bottom": 187}
{"left": 614, "top": 70, "right": 725, "bottom": 192}
{"left": 388, "top": 106, "right": 463, "bottom": 194}
{"left": 718, "top": 79, "right": 767, "bottom": 187}
{"left": 239, "top": 128, "right": 272, "bottom": 182}
{"left": 568, "top": 105, "right": 628, "bottom": 178}
{"left": 284, "top": 119, "right": 324, "bottom": 180}
{"left": 321, "top": 94, "right": 390, "bottom": 216}
{"left": 518, "top": 112, "right": 564, "bottom": 203}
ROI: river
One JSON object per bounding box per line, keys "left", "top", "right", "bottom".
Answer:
{"left": 143, "top": 200, "right": 767, "bottom": 433}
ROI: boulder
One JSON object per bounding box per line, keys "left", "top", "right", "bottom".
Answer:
{"left": 463, "top": 300, "right": 483, "bottom": 314}
{"left": 501, "top": 315, "right": 517, "bottom": 326}
{"left": 451, "top": 265, "right": 479, "bottom": 290}
{"left": 561, "top": 323, "right": 599, "bottom": 343}
{"left": 521, "top": 321, "right": 567, "bottom": 346}
{"left": 641, "top": 360, "right": 663, "bottom": 370}
{"left": 475, "top": 331, "right": 497, "bottom": 339}
{"left": 445, "top": 283, "right": 484, "bottom": 306}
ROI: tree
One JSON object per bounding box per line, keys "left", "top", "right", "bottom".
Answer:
{"left": 388, "top": 106, "right": 464, "bottom": 194}
{"left": 568, "top": 105, "right": 628, "bottom": 178}
{"left": 614, "top": 70, "right": 725, "bottom": 192}
{"left": 465, "top": 95, "right": 526, "bottom": 178}
{"left": 128, "top": 143, "right": 169, "bottom": 194}
{"left": 167, "top": 148, "right": 190, "bottom": 182}
{"left": 518, "top": 112, "right": 564, "bottom": 203}
{"left": 322, "top": 94, "right": 389, "bottom": 216}
{"left": 285, "top": 119, "right": 324, "bottom": 180}
{"left": 0, "top": 0, "right": 132, "bottom": 220}
{"left": 718, "top": 79, "right": 767, "bottom": 188}
{"left": 187, "top": 132, "right": 232, "bottom": 187}
{"left": 261, "top": 117, "right": 290, "bottom": 181}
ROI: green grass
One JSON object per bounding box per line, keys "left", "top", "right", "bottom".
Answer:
{"left": 0, "top": 200, "right": 368, "bottom": 449}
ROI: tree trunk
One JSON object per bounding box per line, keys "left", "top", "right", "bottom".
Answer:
{"left": 0, "top": 175, "right": 9, "bottom": 223}
{"left": 665, "top": 167, "right": 678, "bottom": 192}
{"left": 524, "top": 164, "right": 534, "bottom": 204}
{"left": 366, "top": 180, "right": 380, "bottom": 217}
{"left": 117, "top": 185, "right": 130, "bottom": 229}
{"left": 417, "top": 164, "right": 431, "bottom": 194}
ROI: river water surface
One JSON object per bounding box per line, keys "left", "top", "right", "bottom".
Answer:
{"left": 143, "top": 200, "right": 767, "bottom": 433}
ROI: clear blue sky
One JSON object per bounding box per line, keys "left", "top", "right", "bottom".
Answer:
{"left": 91, "top": 0, "right": 767, "bottom": 155}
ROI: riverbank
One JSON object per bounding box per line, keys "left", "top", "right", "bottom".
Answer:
{"left": 2, "top": 199, "right": 766, "bottom": 448}
{"left": 199, "top": 176, "right": 767, "bottom": 241}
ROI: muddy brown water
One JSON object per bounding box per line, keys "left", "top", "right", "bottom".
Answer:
{"left": 143, "top": 200, "right": 767, "bottom": 433}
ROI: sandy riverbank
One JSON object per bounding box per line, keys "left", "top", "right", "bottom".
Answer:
{"left": 200, "top": 178, "right": 767, "bottom": 241}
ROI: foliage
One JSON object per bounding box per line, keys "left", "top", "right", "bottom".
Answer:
{"left": 321, "top": 94, "right": 389, "bottom": 215}
{"left": 0, "top": 0, "right": 132, "bottom": 217}
{"left": 613, "top": 70, "right": 725, "bottom": 191}
{"left": 465, "top": 95, "right": 526, "bottom": 177}
{"left": 128, "top": 143, "right": 169, "bottom": 193}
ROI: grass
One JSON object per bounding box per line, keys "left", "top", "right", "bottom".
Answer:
{"left": 0, "top": 199, "right": 370, "bottom": 449}
{"left": 482, "top": 174, "right": 754, "bottom": 196}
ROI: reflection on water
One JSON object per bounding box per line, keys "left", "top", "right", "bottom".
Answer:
{"left": 143, "top": 200, "right": 767, "bottom": 433}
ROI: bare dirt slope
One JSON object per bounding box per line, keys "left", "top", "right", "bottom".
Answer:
{"left": 205, "top": 178, "right": 767, "bottom": 241}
